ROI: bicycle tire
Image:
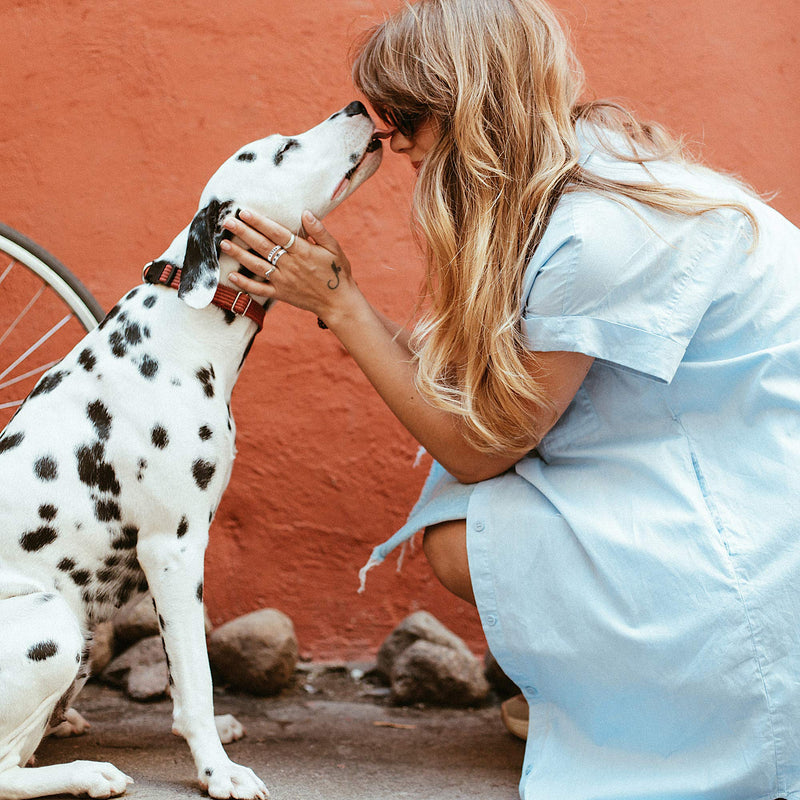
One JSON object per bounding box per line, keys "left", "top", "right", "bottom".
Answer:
{"left": 0, "top": 222, "right": 105, "bottom": 329}
{"left": 0, "top": 223, "right": 106, "bottom": 425}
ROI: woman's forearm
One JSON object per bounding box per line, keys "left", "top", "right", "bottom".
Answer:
{"left": 323, "top": 285, "right": 536, "bottom": 483}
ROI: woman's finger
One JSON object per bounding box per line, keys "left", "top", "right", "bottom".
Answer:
{"left": 227, "top": 269, "right": 275, "bottom": 299}
{"left": 301, "top": 211, "right": 342, "bottom": 255}
{"left": 233, "top": 209, "right": 301, "bottom": 254}
{"left": 220, "top": 241, "right": 277, "bottom": 298}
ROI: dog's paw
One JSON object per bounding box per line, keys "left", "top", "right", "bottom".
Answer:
{"left": 215, "top": 714, "right": 246, "bottom": 743}
{"left": 50, "top": 708, "right": 92, "bottom": 738}
{"left": 69, "top": 760, "right": 133, "bottom": 798}
{"left": 200, "top": 762, "right": 269, "bottom": 800}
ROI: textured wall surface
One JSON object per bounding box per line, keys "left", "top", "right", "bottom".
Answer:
{"left": 1, "top": 0, "right": 797, "bottom": 659}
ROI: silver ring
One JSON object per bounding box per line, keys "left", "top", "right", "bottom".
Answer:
{"left": 266, "top": 245, "right": 287, "bottom": 266}
{"left": 282, "top": 233, "right": 296, "bottom": 250}
{"left": 264, "top": 265, "right": 276, "bottom": 279}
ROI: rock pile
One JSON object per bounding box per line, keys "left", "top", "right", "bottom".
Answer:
{"left": 93, "top": 600, "right": 507, "bottom": 709}
{"left": 96, "top": 595, "right": 298, "bottom": 701}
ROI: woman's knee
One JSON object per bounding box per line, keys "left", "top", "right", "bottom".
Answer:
{"left": 422, "top": 519, "right": 475, "bottom": 605}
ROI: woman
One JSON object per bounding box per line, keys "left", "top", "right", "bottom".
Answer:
{"left": 222, "top": 0, "right": 800, "bottom": 797}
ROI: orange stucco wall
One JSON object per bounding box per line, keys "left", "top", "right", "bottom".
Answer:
{"left": 2, "top": 1, "right": 797, "bottom": 660}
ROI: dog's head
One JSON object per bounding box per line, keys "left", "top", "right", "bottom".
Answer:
{"left": 155, "top": 101, "right": 383, "bottom": 309}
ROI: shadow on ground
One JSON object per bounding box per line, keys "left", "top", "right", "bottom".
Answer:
{"left": 36, "top": 671, "right": 524, "bottom": 800}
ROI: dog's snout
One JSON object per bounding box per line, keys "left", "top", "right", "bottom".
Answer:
{"left": 343, "top": 101, "right": 369, "bottom": 118}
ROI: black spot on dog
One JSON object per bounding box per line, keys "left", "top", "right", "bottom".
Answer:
{"left": 112, "top": 525, "right": 139, "bottom": 550}
{"left": 105, "top": 555, "right": 120, "bottom": 567}
{"left": 95, "top": 499, "right": 121, "bottom": 522}
{"left": 143, "top": 295, "right": 157, "bottom": 309}
{"left": 223, "top": 309, "right": 237, "bottom": 325}
{"left": 238, "top": 333, "right": 256, "bottom": 371}
{"left": 34, "top": 456, "right": 58, "bottom": 481}
{"left": 140, "top": 355, "right": 159, "bottom": 379}
{"left": 87, "top": 400, "right": 112, "bottom": 440}
{"left": 20, "top": 526, "right": 58, "bottom": 551}
{"left": 205, "top": 768, "right": 214, "bottom": 777}
{"left": 236, "top": 151, "right": 257, "bottom": 162}
{"left": 30, "top": 370, "right": 69, "bottom": 399}
{"left": 125, "top": 288, "right": 139, "bottom": 300}
{"left": 76, "top": 443, "right": 120, "bottom": 495}
{"left": 151, "top": 425, "right": 169, "bottom": 449}
{"left": 192, "top": 459, "right": 216, "bottom": 490}
{"left": 108, "top": 330, "right": 127, "bottom": 358}
{"left": 273, "top": 138, "right": 299, "bottom": 166}
{"left": 177, "top": 516, "right": 188, "bottom": 538}
{"left": 27, "top": 640, "right": 58, "bottom": 661}
{"left": 136, "top": 458, "right": 147, "bottom": 481}
{"left": 124, "top": 322, "right": 142, "bottom": 345}
{"left": 0, "top": 432, "right": 24, "bottom": 454}
{"left": 196, "top": 366, "right": 215, "bottom": 398}
{"left": 98, "top": 304, "right": 120, "bottom": 331}
{"left": 198, "top": 425, "right": 212, "bottom": 441}
{"left": 71, "top": 569, "right": 91, "bottom": 586}
{"left": 38, "top": 504, "right": 57, "bottom": 520}
{"left": 116, "top": 575, "right": 140, "bottom": 606}
{"left": 96, "top": 567, "right": 116, "bottom": 583}
{"left": 138, "top": 575, "right": 149, "bottom": 592}
{"left": 196, "top": 581, "right": 204, "bottom": 602}
{"left": 78, "top": 348, "right": 97, "bottom": 372}
{"left": 58, "top": 557, "right": 76, "bottom": 572}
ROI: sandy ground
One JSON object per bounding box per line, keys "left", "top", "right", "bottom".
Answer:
{"left": 34, "top": 670, "right": 525, "bottom": 800}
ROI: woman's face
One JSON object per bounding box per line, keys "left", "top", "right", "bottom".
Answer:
{"left": 385, "top": 117, "right": 439, "bottom": 171}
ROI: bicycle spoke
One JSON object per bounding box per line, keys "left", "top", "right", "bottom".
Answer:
{"left": 0, "top": 399, "right": 23, "bottom": 411}
{"left": 0, "top": 284, "right": 47, "bottom": 350}
{"left": 0, "top": 358, "right": 60, "bottom": 392}
{"left": 0, "top": 260, "right": 14, "bottom": 286}
{"left": 0, "top": 313, "right": 72, "bottom": 383}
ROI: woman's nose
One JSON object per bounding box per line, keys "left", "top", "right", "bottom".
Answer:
{"left": 389, "top": 129, "right": 412, "bottom": 153}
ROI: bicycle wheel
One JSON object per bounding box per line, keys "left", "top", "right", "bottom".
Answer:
{"left": 0, "top": 222, "right": 105, "bottom": 427}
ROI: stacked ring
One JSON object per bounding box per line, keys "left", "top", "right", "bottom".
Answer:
{"left": 283, "top": 233, "right": 296, "bottom": 250}
{"left": 267, "top": 245, "right": 287, "bottom": 266}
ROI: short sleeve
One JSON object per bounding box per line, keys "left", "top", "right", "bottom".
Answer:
{"left": 520, "top": 188, "right": 740, "bottom": 383}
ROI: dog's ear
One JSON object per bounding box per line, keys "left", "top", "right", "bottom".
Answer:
{"left": 178, "top": 198, "right": 232, "bottom": 309}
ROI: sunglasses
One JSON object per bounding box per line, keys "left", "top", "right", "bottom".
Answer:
{"left": 383, "top": 107, "right": 425, "bottom": 138}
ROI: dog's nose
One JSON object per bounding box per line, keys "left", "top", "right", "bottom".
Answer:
{"left": 343, "top": 101, "right": 369, "bottom": 118}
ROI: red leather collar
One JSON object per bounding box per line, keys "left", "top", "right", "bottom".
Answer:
{"left": 142, "top": 261, "right": 265, "bottom": 332}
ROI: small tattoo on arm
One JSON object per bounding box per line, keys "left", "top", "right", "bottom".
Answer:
{"left": 327, "top": 263, "right": 341, "bottom": 290}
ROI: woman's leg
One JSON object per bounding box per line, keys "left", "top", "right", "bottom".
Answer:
{"left": 423, "top": 519, "right": 475, "bottom": 605}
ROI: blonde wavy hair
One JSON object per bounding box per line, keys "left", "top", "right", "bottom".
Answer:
{"left": 352, "top": 0, "right": 758, "bottom": 454}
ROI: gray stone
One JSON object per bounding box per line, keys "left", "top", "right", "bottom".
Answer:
{"left": 100, "top": 635, "right": 169, "bottom": 701}
{"left": 113, "top": 596, "right": 159, "bottom": 648}
{"left": 376, "top": 610, "right": 473, "bottom": 679}
{"left": 88, "top": 621, "right": 115, "bottom": 676}
{"left": 208, "top": 608, "right": 298, "bottom": 696}
{"left": 390, "top": 639, "right": 489, "bottom": 707}
{"left": 113, "top": 593, "right": 213, "bottom": 650}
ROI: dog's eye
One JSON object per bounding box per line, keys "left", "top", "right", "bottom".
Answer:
{"left": 274, "top": 139, "right": 300, "bottom": 167}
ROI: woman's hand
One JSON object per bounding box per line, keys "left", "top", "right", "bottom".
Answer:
{"left": 221, "top": 209, "right": 358, "bottom": 326}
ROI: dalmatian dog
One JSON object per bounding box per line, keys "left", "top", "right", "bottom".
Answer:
{"left": 0, "top": 100, "right": 382, "bottom": 800}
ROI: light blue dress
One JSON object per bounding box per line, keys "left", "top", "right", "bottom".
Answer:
{"left": 363, "top": 125, "right": 800, "bottom": 799}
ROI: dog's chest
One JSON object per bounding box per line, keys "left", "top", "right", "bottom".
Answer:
{"left": 0, "top": 285, "right": 240, "bottom": 623}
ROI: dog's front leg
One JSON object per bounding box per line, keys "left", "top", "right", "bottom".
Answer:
{"left": 137, "top": 534, "right": 269, "bottom": 800}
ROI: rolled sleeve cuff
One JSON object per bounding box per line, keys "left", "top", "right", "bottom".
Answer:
{"left": 521, "top": 313, "right": 687, "bottom": 384}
